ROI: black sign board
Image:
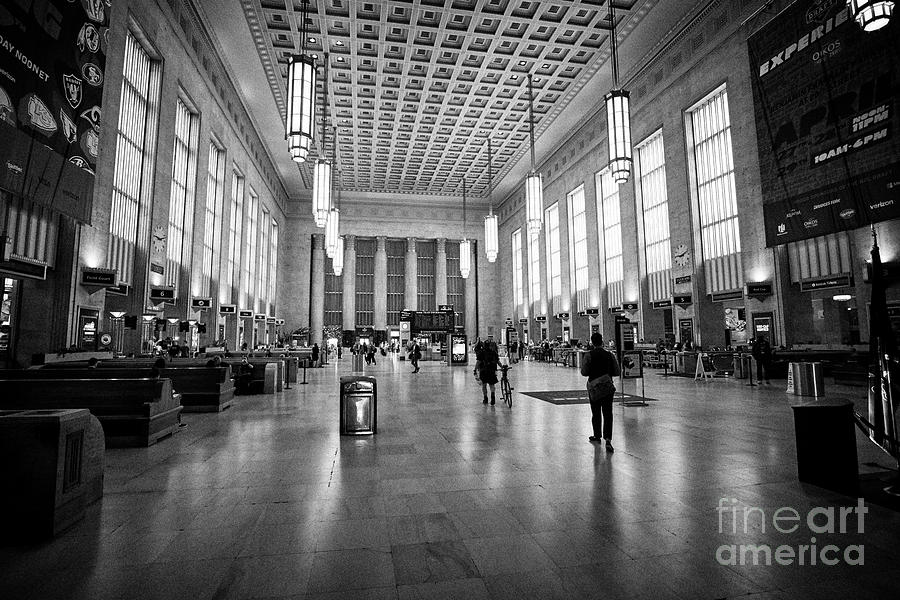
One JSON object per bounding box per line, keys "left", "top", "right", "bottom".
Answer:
{"left": 800, "top": 274, "right": 852, "bottom": 292}
{"left": 622, "top": 303, "right": 638, "bottom": 311}
{"left": 219, "top": 304, "right": 236, "bottom": 315}
{"left": 556, "top": 312, "right": 570, "bottom": 320}
{"left": 535, "top": 315, "right": 547, "bottom": 322}
{"left": 412, "top": 311, "right": 454, "bottom": 332}
{"left": 710, "top": 290, "right": 744, "bottom": 302}
{"left": 266, "top": 317, "right": 276, "bottom": 324}
{"left": 149, "top": 286, "right": 175, "bottom": 303}
{"left": 275, "top": 319, "right": 285, "bottom": 325}
{"left": 239, "top": 309, "right": 253, "bottom": 318}
{"left": 0, "top": 0, "right": 110, "bottom": 224}
{"left": 81, "top": 268, "right": 116, "bottom": 286}
{"left": 748, "top": 1, "right": 900, "bottom": 246}
{"left": 673, "top": 295, "right": 693, "bottom": 306}
{"left": 747, "top": 282, "right": 773, "bottom": 297}
{"left": 400, "top": 310, "right": 413, "bottom": 321}
{"left": 191, "top": 297, "right": 213, "bottom": 309}
{"left": 674, "top": 275, "right": 692, "bottom": 284}
{"left": 608, "top": 306, "right": 622, "bottom": 313}
{"left": 505, "top": 318, "right": 513, "bottom": 325}
{"left": 150, "top": 263, "right": 164, "bottom": 275}
{"left": 652, "top": 300, "right": 673, "bottom": 309}
{"left": 438, "top": 304, "right": 454, "bottom": 311}
{"left": 518, "top": 318, "right": 528, "bottom": 324}
{"left": 585, "top": 308, "right": 600, "bottom": 316}
{"left": 254, "top": 313, "right": 267, "bottom": 322}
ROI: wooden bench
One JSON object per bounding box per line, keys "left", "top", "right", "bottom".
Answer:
{"left": 18, "top": 367, "right": 235, "bottom": 413}
{"left": 0, "top": 378, "right": 182, "bottom": 447}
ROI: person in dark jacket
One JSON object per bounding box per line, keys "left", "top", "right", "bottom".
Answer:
{"left": 234, "top": 357, "right": 254, "bottom": 394}
{"left": 311, "top": 343, "right": 320, "bottom": 366}
{"left": 409, "top": 341, "right": 421, "bottom": 373}
{"left": 580, "top": 333, "right": 620, "bottom": 452}
{"left": 751, "top": 336, "right": 773, "bottom": 383}
{"left": 478, "top": 341, "right": 500, "bottom": 405}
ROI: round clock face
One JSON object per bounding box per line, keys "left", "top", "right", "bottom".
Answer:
{"left": 673, "top": 243, "right": 690, "bottom": 267}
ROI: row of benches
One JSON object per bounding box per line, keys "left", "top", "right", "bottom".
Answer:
{"left": 0, "top": 356, "right": 300, "bottom": 448}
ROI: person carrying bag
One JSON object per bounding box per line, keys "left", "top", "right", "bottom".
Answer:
{"left": 580, "top": 332, "right": 620, "bottom": 452}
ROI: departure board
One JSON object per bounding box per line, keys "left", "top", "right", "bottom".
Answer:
{"left": 410, "top": 311, "right": 455, "bottom": 333}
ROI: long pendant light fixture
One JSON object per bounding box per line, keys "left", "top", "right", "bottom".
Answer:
{"left": 326, "top": 126, "right": 340, "bottom": 258}
{"left": 286, "top": 0, "right": 315, "bottom": 163}
{"left": 525, "top": 73, "right": 543, "bottom": 239}
{"left": 312, "top": 54, "right": 331, "bottom": 228}
{"left": 849, "top": 0, "right": 894, "bottom": 31}
{"left": 484, "top": 138, "right": 498, "bottom": 263}
{"left": 605, "top": 3, "right": 632, "bottom": 184}
{"left": 459, "top": 178, "right": 472, "bottom": 279}
{"left": 332, "top": 236, "right": 344, "bottom": 276}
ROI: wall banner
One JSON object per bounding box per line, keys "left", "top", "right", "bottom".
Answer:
{"left": 747, "top": 1, "right": 900, "bottom": 247}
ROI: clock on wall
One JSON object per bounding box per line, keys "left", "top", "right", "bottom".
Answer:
{"left": 152, "top": 225, "right": 167, "bottom": 255}
{"left": 673, "top": 243, "right": 691, "bottom": 267}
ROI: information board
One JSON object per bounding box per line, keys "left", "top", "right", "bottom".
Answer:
{"left": 747, "top": 1, "right": 900, "bottom": 246}
{"left": 411, "top": 311, "right": 454, "bottom": 333}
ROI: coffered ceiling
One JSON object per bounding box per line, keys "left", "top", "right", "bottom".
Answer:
{"left": 203, "top": 0, "right": 699, "bottom": 205}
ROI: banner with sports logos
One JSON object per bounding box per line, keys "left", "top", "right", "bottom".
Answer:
{"left": 0, "top": 0, "right": 110, "bottom": 224}
{"left": 747, "top": 0, "right": 900, "bottom": 247}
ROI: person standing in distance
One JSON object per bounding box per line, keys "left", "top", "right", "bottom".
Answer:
{"left": 410, "top": 340, "right": 421, "bottom": 373}
{"left": 580, "top": 332, "right": 620, "bottom": 452}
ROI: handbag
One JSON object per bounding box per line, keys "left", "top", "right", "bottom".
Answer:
{"left": 587, "top": 373, "right": 616, "bottom": 397}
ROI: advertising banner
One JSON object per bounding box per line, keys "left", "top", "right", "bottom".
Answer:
{"left": 0, "top": 0, "right": 110, "bottom": 223}
{"left": 747, "top": 1, "right": 900, "bottom": 246}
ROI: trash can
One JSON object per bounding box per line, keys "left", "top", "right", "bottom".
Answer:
{"left": 340, "top": 376, "right": 376, "bottom": 435}
{"left": 351, "top": 353, "right": 364, "bottom": 372}
{"left": 733, "top": 354, "right": 748, "bottom": 379}
{"left": 790, "top": 398, "right": 858, "bottom": 495}
{"left": 791, "top": 362, "right": 825, "bottom": 397}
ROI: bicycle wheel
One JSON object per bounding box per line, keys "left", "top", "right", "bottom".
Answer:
{"left": 502, "top": 379, "right": 512, "bottom": 408}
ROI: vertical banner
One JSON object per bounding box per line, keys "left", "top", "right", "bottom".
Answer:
{"left": 747, "top": 1, "right": 900, "bottom": 247}
{"left": 0, "top": 0, "right": 111, "bottom": 223}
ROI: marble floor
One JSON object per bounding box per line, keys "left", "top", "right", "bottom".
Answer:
{"left": 2, "top": 355, "right": 900, "bottom": 600}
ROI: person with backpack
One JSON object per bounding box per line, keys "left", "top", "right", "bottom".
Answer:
{"left": 580, "top": 332, "right": 621, "bottom": 452}
{"left": 409, "top": 341, "right": 421, "bottom": 373}
{"left": 478, "top": 340, "right": 500, "bottom": 405}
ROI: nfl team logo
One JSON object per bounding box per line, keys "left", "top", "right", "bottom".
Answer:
{"left": 77, "top": 23, "right": 101, "bottom": 53}
{"left": 82, "top": 63, "right": 103, "bottom": 86}
{"left": 63, "top": 74, "right": 83, "bottom": 109}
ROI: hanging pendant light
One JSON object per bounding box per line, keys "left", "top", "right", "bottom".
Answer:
{"left": 286, "top": 0, "right": 315, "bottom": 163}
{"left": 484, "top": 138, "right": 499, "bottom": 263}
{"left": 325, "top": 126, "right": 340, "bottom": 257}
{"left": 849, "top": 0, "right": 894, "bottom": 31}
{"left": 332, "top": 236, "right": 344, "bottom": 276}
{"left": 525, "top": 73, "right": 543, "bottom": 238}
{"left": 460, "top": 178, "right": 472, "bottom": 279}
{"left": 312, "top": 54, "right": 331, "bottom": 228}
{"left": 605, "top": 3, "right": 632, "bottom": 184}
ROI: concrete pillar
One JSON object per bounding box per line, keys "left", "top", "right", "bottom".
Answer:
{"left": 310, "top": 234, "right": 325, "bottom": 346}
{"left": 374, "top": 236, "right": 387, "bottom": 333}
{"left": 465, "top": 240, "right": 477, "bottom": 338}
{"left": 342, "top": 235, "right": 357, "bottom": 332}
{"left": 435, "top": 238, "right": 448, "bottom": 307}
{"left": 405, "top": 237, "right": 417, "bottom": 310}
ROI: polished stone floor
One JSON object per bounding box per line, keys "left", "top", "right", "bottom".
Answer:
{"left": 2, "top": 355, "right": 900, "bottom": 600}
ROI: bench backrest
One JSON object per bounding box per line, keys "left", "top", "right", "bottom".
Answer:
{"left": 0, "top": 378, "right": 177, "bottom": 416}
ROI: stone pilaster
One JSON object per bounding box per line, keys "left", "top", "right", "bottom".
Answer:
{"left": 342, "top": 235, "right": 357, "bottom": 332}
{"left": 435, "top": 238, "right": 448, "bottom": 307}
{"left": 405, "top": 237, "right": 417, "bottom": 310}
{"left": 310, "top": 234, "right": 325, "bottom": 346}
{"left": 374, "top": 236, "right": 387, "bottom": 332}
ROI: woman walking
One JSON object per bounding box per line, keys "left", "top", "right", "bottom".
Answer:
{"left": 478, "top": 341, "right": 500, "bottom": 405}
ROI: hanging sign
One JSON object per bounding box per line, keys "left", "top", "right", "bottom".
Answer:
{"left": 674, "top": 275, "right": 692, "bottom": 284}
{"left": 799, "top": 274, "right": 852, "bottom": 291}
{"left": 673, "top": 295, "right": 693, "bottom": 306}
{"left": 275, "top": 319, "right": 285, "bottom": 325}
{"left": 239, "top": 309, "right": 253, "bottom": 318}
{"left": 518, "top": 318, "right": 528, "bottom": 324}
{"left": 622, "top": 302, "right": 639, "bottom": 311}
{"left": 191, "top": 297, "right": 213, "bottom": 309}
{"left": 81, "top": 267, "right": 116, "bottom": 287}
{"left": 652, "top": 299, "right": 672, "bottom": 309}
{"left": 149, "top": 286, "right": 175, "bottom": 303}
{"left": 748, "top": 1, "right": 900, "bottom": 246}
{"left": 438, "top": 304, "right": 454, "bottom": 311}
{"left": 254, "top": 313, "right": 267, "bottom": 322}
{"left": 747, "top": 282, "right": 773, "bottom": 298}
{"left": 219, "top": 304, "right": 236, "bottom": 315}
{"left": 266, "top": 317, "right": 276, "bottom": 324}
{"left": 555, "top": 312, "right": 570, "bottom": 320}
{"left": 534, "top": 315, "right": 547, "bottom": 322}
{"left": 585, "top": 308, "right": 600, "bottom": 316}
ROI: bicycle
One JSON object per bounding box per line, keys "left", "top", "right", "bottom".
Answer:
{"left": 499, "top": 364, "right": 513, "bottom": 408}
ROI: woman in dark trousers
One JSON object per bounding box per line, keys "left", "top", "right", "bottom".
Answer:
{"left": 751, "top": 337, "right": 772, "bottom": 383}
{"left": 580, "top": 333, "right": 620, "bottom": 452}
{"left": 311, "top": 343, "right": 320, "bottom": 366}
{"left": 478, "top": 341, "right": 500, "bottom": 405}
{"left": 410, "top": 342, "right": 421, "bottom": 373}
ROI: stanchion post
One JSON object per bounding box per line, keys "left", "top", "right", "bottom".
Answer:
{"left": 746, "top": 354, "right": 757, "bottom": 387}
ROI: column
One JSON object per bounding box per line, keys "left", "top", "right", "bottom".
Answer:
{"left": 465, "top": 240, "right": 477, "bottom": 338}
{"left": 435, "top": 238, "right": 448, "bottom": 307}
{"left": 404, "top": 237, "right": 417, "bottom": 310}
{"left": 225, "top": 315, "right": 239, "bottom": 351}
{"left": 374, "top": 236, "right": 387, "bottom": 335}
{"left": 342, "top": 235, "right": 357, "bottom": 333}
{"left": 310, "top": 234, "right": 325, "bottom": 346}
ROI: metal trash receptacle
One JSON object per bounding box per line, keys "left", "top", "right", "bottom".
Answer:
{"left": 790, "top": 398, "right": 857, "bottom": 495}
{"left": 733, "top": 354, "right": 748, "bottom": 379}
{"left": 340, "top": 376, "right": 376, "bottom": 435}
{"left": 351, "top": 353, "right": 364, "bottom": 372}
{"left": 791, "top": 362, "right": 824, "bottom": 397}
